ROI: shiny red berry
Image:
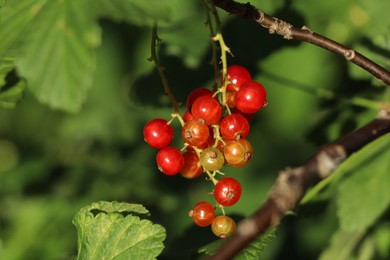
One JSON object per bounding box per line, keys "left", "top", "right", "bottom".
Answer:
{"left": 156, "top": 146, "right": 184, "bottom": 176}
{"left": 143, "top": 118, "right": 174, "bottom": 149}
{"left": 226, "top": 65, "right": 251, "bottom": 91}
{"left": 220, "top": 114, "right": 250, "bottom": 141}
{"left": 213, "top": 177, "right": 242, "bottom": 206}
{"left": 180, "top": 148, "right": 203, "bottom": 179}
{"left": 191, "top": 96, "right": 222, "bottom": 125}
{"left": 234, "top": 81, "right": 267, "bottom": 114}
{"left": 189, "top": 201, "right": 215, "bottom": 227}
{"left": 187, "top": 88, "right": 214, "bottom": 109}
{"left": 182, "top": 109, "right": 194, "bottom": 122}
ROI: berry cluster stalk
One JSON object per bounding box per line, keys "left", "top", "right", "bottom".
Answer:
{"left": 148, "top": 21, "right": 180, "bottom": 114}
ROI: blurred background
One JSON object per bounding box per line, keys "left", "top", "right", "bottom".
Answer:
{"left": 0, "top": 0, "right": 389, "bottom": 259}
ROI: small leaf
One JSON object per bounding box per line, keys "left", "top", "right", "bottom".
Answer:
{"left": 336, "top": 133, "right": 390, "bottom": 232}
{"left": 73, "top": 201, "right": 166, "bottom": 260}
{"left": 199, "top": 228, "right": 276, "bottom": 259}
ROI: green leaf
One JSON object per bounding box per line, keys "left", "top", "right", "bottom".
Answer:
{"left": 198, "top": 228, "right": 276, "bottom": 259}
{"left": 72, "top": 201, "right": 166, "bottom": 260}
{"left": 0, "top": 0, "right": 172, "bottom": 112}
{"left": 319, "top": 229, "right": 365, "bottom": 260}
{"left": 336, "top": 133, "right": 390, "bottom": 232}
{"left": 94, "top": 0, "right": 171, "bottom": 26}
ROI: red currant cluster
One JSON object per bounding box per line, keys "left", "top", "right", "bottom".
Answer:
{"left": 143, "top": 65, "right": 267, "bottom": 238}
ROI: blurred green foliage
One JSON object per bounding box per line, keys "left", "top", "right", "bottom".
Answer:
{"left": 0, "top": 0, "right": 390, "bottom": 259}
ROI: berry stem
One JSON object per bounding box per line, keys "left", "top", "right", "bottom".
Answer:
{"left": 205, "top": 170, "right": 218, "bottom": 185}
{"left": 205, "top": 0, "right": 233, "bottom": 107}
{"left": 148, "top": 21, "right": 180, "bottom": 114}
{"left": 201, "top": 0, "right": 221, "bottom": 91}
{"left": 170, "top": 112, "right": 185, "bottom": 127}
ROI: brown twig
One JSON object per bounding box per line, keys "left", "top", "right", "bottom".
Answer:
{"left": 210, "top": 0, "right": 390, "bottom": 86}
{"left": 209, "top": 110, "right": 390, "bottom": 259}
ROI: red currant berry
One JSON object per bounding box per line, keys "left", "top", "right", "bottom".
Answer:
{"left": 182, "top": 119, "right": 210, "bottom": 147}
{"left": 230, "top": 108, "right": 255, "bottom": 121}
{"left": 189, "top": 201, "right": 215, "bottom": 227}
{"left": 220, "top": 114, "right": 250, "bottom": 141}
{"left": 226, "top": 65, "right": 251, "bottom": 91}
{"left": 234, "top": 81, "right": 267, "bottom": 114}
{"left": 187, "top": 88, "right": 214, "bottom": 109}
{"left": 200, "top": 147, "right": 225, "bottom": 171}
{"left": 143, "top": 118, "right": 174, "bottom": 149}
{"left": 180, "top": 148, "right": 203, "bottom": 179}
{"left": 191, "top": 96, "right": 222, "bottom": 125}
{"left": 213, "top": 177, "right": 242, "bottom": 206}
{"left": 226, "top": 90, "right": 236, "bottom": 109}
{"left": 156, "top": 146, "right": 184, "bottom": 176}
{"left": 182, "top": 109, "right": 194, "bottom": 122}
{"left": 211, "top": 215, "right": 236, "bottom": 238}
{"left": 223, "top": 138, "right": 253, "bottom": 167}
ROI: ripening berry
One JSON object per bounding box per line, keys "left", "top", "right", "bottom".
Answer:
{"left": 200, "top": 147, "right": 225, "bottom": 171}
{"left": 189, "top": 201, "right": 215, "bottom": 227}
{"left": 180, "top": 148, "right": 203, "bottom": 179}
{"left": 182, "top": 119, "right": 210, "bottom": 147}
{"left": 223, "top": 138, "right": 253, "bottom": 167}
{"left": 211, "top": 215, "right": 236, "bottom": 238}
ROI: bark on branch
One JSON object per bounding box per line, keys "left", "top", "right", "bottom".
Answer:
{"left": 210, "top": 0, "right": 390, "bottom": 86}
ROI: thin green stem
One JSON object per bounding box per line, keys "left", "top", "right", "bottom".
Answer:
{"left": 149, "top": 21, "right": 180, "bottom": 113}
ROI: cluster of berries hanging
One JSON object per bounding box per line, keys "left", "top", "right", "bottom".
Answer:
{"left": 143, "top": 65, "right": 267, "bottom": 238}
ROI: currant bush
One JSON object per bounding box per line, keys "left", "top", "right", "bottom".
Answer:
{"left": 143, "top": 64, "right": 267, "bottom": 238}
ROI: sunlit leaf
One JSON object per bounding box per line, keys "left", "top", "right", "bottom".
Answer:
{"left": 73, "top": 201, "right": 166, "bottom": 260}
{"left": 0, "top": 0, "right": 172, "bottom": 112}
